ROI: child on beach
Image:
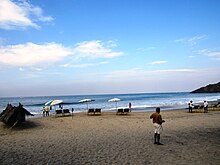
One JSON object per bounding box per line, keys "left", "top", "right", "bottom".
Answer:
{"left": 150, "top": 107, "right": 165, "bottom": 145}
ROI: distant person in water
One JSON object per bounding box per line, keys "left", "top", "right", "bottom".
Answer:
{"left": 129, "top": 102, "right": 132, "bottom": 112}
{"left": 204, "top": 101, "right": 208, "bottom": 113}
{"left": 150, "top": 107, "right": 165, "bottom": 145}
{"left": 188, "top": 101, "right": 193, "bottom": 113}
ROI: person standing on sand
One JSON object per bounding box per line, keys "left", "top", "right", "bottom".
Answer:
{"left": 42, "top": 107, "right": 46, "bottom": 117}
{"left": 45, "top": 106, "right": 50, "bottom": 116}
{"left": 150, "top": 107, "right": 165, "bottom": 145}
{"left": 129, "top": 102, "right": 132, "bottom": 112}
{"left": 188, "top": 100, "right": 193, "bottom": 113}
{"left": 204, "top": 101, "right": 208, "bottom": 113}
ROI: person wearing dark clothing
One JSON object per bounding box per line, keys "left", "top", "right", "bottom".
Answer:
{"left": 188, "top": 101, "right": 193, "bottom": 113}
{"left": 128, "top": 102, "right": 132, "bottom": 112}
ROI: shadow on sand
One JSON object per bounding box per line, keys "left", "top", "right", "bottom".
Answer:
{"left": 1, "top": 120, "right": 41, "bottom": 131}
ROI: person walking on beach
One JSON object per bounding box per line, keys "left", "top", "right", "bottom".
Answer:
{"left": 129, "top": 102, "right": 132, "bottom": 112}
{"left": 150, "top": 107, "right": 165, "bottom": 145}
{"left": 188, "top": 101, "right": 193, "bottom": 113}
{"left": 204, "top": 101, "right": 208, "bottom": 113}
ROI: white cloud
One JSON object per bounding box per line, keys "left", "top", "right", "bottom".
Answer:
{"left": 106, "top": 40, "right": 118, "bottom": 48}
{"left": 61, "top": 61, "right": 108, "bottom": 68}
{"left": 31, "top": 67, "right": 43, "bottom": 71}
{"left": 0, "top": 42, "right": 72, "bottom": 66}
{"left": 208, "top": 52, "right": 220, "bottom": 56}
{"left": 0, "top": 0, "right": 53, "bottom": 30}
{"left": 195, "top": 49, "right": 209, "bottom": 55}
{"left": 149, "top": 61, "right": 168, "bottom": 65}
{"left": 175, "top": 35, "right": 206, "bottom": 46}
{"left": 93, "top": 68, "right": 219, "bottom": 94}
{"left": 0, "top": 40, "right": 123, "bottom": 68}
{"left": 188, "top": 35, "right": 206, "bottom": 45}
{"left": 21, "top": 1, "right": 53, "bottom": 22}
{"left": 188, "top": 56, "right": 196, "bottom": 58}
{"left": 73, "top": 40, "right": 123, "bottom": 59}
{"left": 195, "top": 49, "right": 220, "bottom": 61}
{"left": 137, "top": 47, "right": 156, "bottom": 51}
{"left": 102, "top": 68, "right": 196, "bottom": 81}
{"left": 208, "top": 52, "right": 220, "bottom": 60}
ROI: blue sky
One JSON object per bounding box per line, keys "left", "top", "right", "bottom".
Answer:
{"left": 0, "top": 0, "right": 220, "bottom": 97}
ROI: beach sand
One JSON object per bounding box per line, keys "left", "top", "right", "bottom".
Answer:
{"left": 0, "top": 109, "right": 220, "bottom": 165}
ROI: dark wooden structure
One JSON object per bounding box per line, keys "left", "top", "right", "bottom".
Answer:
{"left": 0, "top": 103, "right": 34, "bottom": 127}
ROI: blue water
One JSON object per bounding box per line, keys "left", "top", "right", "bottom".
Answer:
{"left": 0, "top": 92, "right": 220, "bottom": 115}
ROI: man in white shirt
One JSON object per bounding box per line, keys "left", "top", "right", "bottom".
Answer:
{"left": 204, "top": 101, "right": 208, "bottom": 113}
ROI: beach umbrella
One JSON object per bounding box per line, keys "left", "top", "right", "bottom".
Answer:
{"left": 108, "top": 98, "right": 121, "bottom": 110}
{"left": 45, "top": 100, "right": 63, "bottom": 106}
{"left": 79, "top": 99, "right": 95, "bottom": 111}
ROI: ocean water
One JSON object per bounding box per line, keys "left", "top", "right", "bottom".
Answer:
{"left": 0, "top": 92, "right": 220, "bottom": 115}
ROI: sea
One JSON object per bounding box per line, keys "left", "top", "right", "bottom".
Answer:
{"left": 0, "top": 92, "right": 220, "bottom": 116}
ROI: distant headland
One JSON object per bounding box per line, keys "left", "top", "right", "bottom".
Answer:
{"left": 191, "top": 82, "right": 220, "bottom": 93}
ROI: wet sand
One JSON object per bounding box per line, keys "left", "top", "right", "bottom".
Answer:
{"left": 0, "top": 109, "right": 220, "bottom": 165}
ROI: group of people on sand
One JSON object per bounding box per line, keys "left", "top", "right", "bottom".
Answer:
{"left": 42, "top": 104, "right": 63, "bottom": 117}
{"left": 42, "top": 106, "right": 50, "bottom": 117}
{"left": 188, "top": 100, "right": 209, "bottom": 113}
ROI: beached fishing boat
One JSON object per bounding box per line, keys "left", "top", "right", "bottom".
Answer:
{"left": 0, "top": 103, "right": 34, "bottom": 127}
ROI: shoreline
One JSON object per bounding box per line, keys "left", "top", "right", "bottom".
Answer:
{"left": 1, "top": 92, "right": 219, "bottom": 116}
{"left": 28, "top": 102, "right": 219, "bottom": 119}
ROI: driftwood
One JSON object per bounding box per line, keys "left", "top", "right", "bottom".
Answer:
{"left": 0, "top": 103, "right": 34, "bottom": 127}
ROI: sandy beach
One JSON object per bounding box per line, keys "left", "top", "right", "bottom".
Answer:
{"left": 0, "top": 109, "right": 220, "bottom": 165}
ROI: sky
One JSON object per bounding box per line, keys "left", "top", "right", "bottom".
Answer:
{"left": 0, "top": 0, "right": 220, "bottom": 97}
